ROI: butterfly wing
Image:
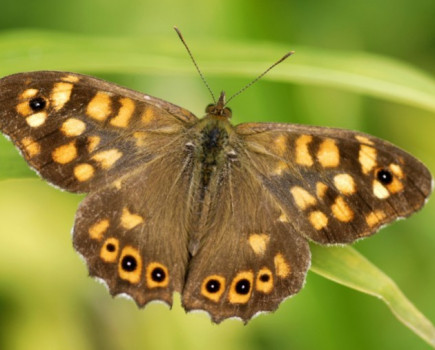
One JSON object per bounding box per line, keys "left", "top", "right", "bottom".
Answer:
{"left": 0, "top": 71, "right": 197, "bottom": 192}
{"left": 0, "top": 71, "right": 199, "bottom": 306}
{"left": 182, "top": 153, "right": 311, "bottom": 323}
{"left": 236, "top": 122, "right": 433, "bottom": 244}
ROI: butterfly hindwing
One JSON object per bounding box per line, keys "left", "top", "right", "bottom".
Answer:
{"left": 0, "top": 71, "right": 197, "bottom": 193}
{"left": 237, "top": 123, "right": 432, "bottom": 244}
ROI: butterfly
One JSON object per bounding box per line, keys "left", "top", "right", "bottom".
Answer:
{"left": 0, "top": 47, "right": 432, "bottom": 324}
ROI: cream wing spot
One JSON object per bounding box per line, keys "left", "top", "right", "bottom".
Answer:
{"left": 88, "top": 219, "right": 110, "bottom": 240}
{"left": 248, "top": 234, "right": 270, "bottom": 255}
{"left": 295, "top": 135, "right": 313, "bottom": 166}
{"left": 365, "top": 210, "right": 387, "bottom": 228}
{"left": 20, "top": 88, "right": 38, "bottom": 99}
{"left": 373, "top": 180, "right": 390, "bottom": 199}
{"left": 87, "top": 136, "right": 101, "bottom": 153}
{"left": 52, "top": 141, "right": 77, "bottom": 164}
{"left": 21, "top": 137, "right": 41, "bottom": 157}
{"left": 62, "top": 74, "right": 80, "bottom": 83}
{"left": 17, "top": 101, "right": 32, "bottom": 116}
{"left": 61, "top": 118, "right": 86, "bottom": 137}
{"left": 359, "top": 145, "right": 377, "bottom": 174}
{"left": 273, "top": 135, "right": 287, "bottom": 156}
{"left": 274, "top": 253, "right": 291, "bottom": 278}
{"left": 317, "top": 138, "right": 340, "bottom": 167}
{"left": 51, "top": 82, "right": 73, "bottom": 111}
{"left": 87, "top": 91, "right": 112, "bottom": 121}
{"left": 142, "top": 107, "right": 155, "bottom": 124}
{"left": 331, "top": 196, "right": 354, "bottom": 222}
{"left": 121, "top": 207, "right": 144, "bottom": 230}
{"left": 309, "top": 210, "right": 328, "bottom": 230}
{"left": 272, "top": 161, "right": 288, "bottom": 175}
{"left": 290, "top": 186, "right": 317, "bottom": 210}
{"left": 333, "top": 174, "right": 356, "bottom": 195}
{"left": 26, "top": 112, "right": 47, "bottom": 127}
{"left": 389, "top": 163, "right": 404, "bottom": 179}
{"left": 92, "top": 149, "right": 122, "bottom": 169}
{"left": 110, "top": 97, "right": 135, "bottom": 128}
{"left": 355, "top": 135, "right": 374, "bottom": 145}
{"left": 316, "top": 182, "right": 328, "bottom": 199}
{"left": 74, "top": 163, "right": 95, "bottom": 182}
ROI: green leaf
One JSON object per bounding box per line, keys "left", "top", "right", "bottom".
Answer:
{"left": 310, "top": 244, "right": 435, "bottom": 348}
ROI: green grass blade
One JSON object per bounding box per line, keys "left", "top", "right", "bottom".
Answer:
{"left": 310, "top": 244, "right": 435, "bottom": 348}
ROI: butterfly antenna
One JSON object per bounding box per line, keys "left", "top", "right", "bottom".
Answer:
{"left": 174, "top": 27, "right": 217, "bottom": 104}
{"left": 225, "top": 51, "right": 294, "bottom": 105}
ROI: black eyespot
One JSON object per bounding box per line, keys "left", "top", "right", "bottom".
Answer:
{"left": 235, "top": 279, "right": 251, "bottom": 295}
{"left": 377, "top": 169, "right": 393, "bottom": 185}
{"left": 106, "top": 243, "right": 116, "bottom": 252}
{"left": 29, "top": 97, "right": 46, "bottom": 111}
{"left": 205, "top": 279, "right": 221, "bottom": 293}
{"left": 259, "top": 274, "right": 270, "bottom": 282}
{"left": 151, "top": 267, "right": 166, "bottom": 282}
{"left": 121, "top": 255, "right": 137, "bottom": 272}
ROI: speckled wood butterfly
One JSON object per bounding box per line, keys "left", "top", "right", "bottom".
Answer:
{"left": 0, "top": 37, "right": 432, "bottom": 323}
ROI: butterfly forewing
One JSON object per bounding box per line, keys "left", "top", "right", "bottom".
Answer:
{"left": 0, "top": 71, "right": 197, "bottom": 193}
{"left": 237, "top": 123, "right": 432, "bottom": 244}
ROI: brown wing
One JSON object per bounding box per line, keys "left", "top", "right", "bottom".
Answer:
{"left": 0, "top": 71, "right": 197, "bottom": 193}
{"left": 181, "top": 155, "right": 311, "bottom": 323}
{"left": 236, "top": 122, "right": 433, "bottom": 244}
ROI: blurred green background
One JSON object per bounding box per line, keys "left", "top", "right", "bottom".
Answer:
{"left": 0, "top": 0, "right": 434, "bottom": 349}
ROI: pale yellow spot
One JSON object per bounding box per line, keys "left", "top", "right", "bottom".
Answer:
{"left": 74, "top": 163, "right": 95, "bottom": 182}
{"left": 62, "top": 74, "right": 80, "bottom": 83}
{"left": 359, "top": 145, "right": 377, "bottom": 174}
{"left": 365, "top": 210, "right": 386, "bottom": 228}
{"left": 26, "top": 112, "right": 47, "bottom": 127}
{"left": 373, "top": 180, "right": 390, "bottom": 199}
{"left": 21, "top": 137, "right": 40, "bottom": 157}
{"left": 278, "top": 211, "right": 289, "bottom": 222}
{"left": 255, "top": 268, "right": 274, "bottom": 294}
{"left": 51, "top": 82, "right": 73, "bottom": 111}
{"left": 316, "top": 182, "right": 328, "bottom": 199}
{"left": 333, "top": 173, "right": 356, "bottom": 195}
{"left": 142, "top": 107, "right": 155, "bottom": 124}
{"left": 248, "top": 234, "right": 270, "bottom": 255}
{"left": 272, "top": 161, "right": 288, "bottom": 175}
{"left": 61, "top": 118, "right": 86, "bottom": 137}
{"left": 16, "top": 101, "right": 32, "bottom": 116}
{"left": 389, "top": 164, "right": 404, "bottom": 179}
{"left": 100, "top": 237, "right": 119, "bottom": 262}
{"left": 317, "top": 138, "right": 340, "bottom": 168}
{"left": 274, "top": 253, "right": 291, "bottom": 278}
{"left": 273, "top": 135, "right": 287, "bottom": 156}
{"left": 295, "top": 135, "right": 313, "bottom": 166}
{"left": 52, "top": 141, "right": 77, "bottom": 164}
{"left": 87, "top": 136, "right": 100, "bottom": 153}
{"left": 146, "top": 262, "right": 169, "bottom": 288}
{"left": 133, "top": 131, "right": 147, "bottom": 146}
{"left": 355, "top": 135, "right": 374, "bottom": 145}
{"left": 121, "top": 207, "right": 144, "bottom": 230}
{"left": 387, "top": 178, "right": 404, "bottom": 194}
{"left": 309, "top": 210, "right": 328, "bottom": 230}
{"left": 110, "top": 97, "right": 135, "bottom": 128}
{"left": 92, "top": 149, "right": 122, "bottom": 169}
{"left": 228, "top": 271, "right": 254, "bottom": 304}
{"left": 201, "top": 275, "right": 226, "bottom": 302}
{"left": 20, "top": 88, "right": 38, "bottom": 99}
{"left": 113, "top": 179, "right": 122, "bottom": 189}
{"left": 331, "top": 196, "right": 354, "bottom": 222}
{"left": 118, "top": 246, "right": 142, "bottom": 284}
{"left": 290, "top": 186, "right": 317, "bottom": 210}
{"left": 88, "top": 219, "right": 110, "bottom": 240}
{"left": 87, "top": 91, "right": 112, "bottom": 121}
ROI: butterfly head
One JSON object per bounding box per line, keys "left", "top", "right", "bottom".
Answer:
{"left": 205, "top": 91, "right": 232, "bottom": 120}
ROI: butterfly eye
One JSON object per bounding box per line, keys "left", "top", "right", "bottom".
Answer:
{"left": 222, "top": 107, "right": 232, "bottom": 119}
{"left": 28, "top": 97, "right": 47, "bottom": 112}
{"left": 376, "top": 168, "right": 394, "bottom": 185}
{"left": 205, "top": 103, "right": 215, "bottom": 113}
{"left": 121, "top": 255, "right": 138, "bottom": 272}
